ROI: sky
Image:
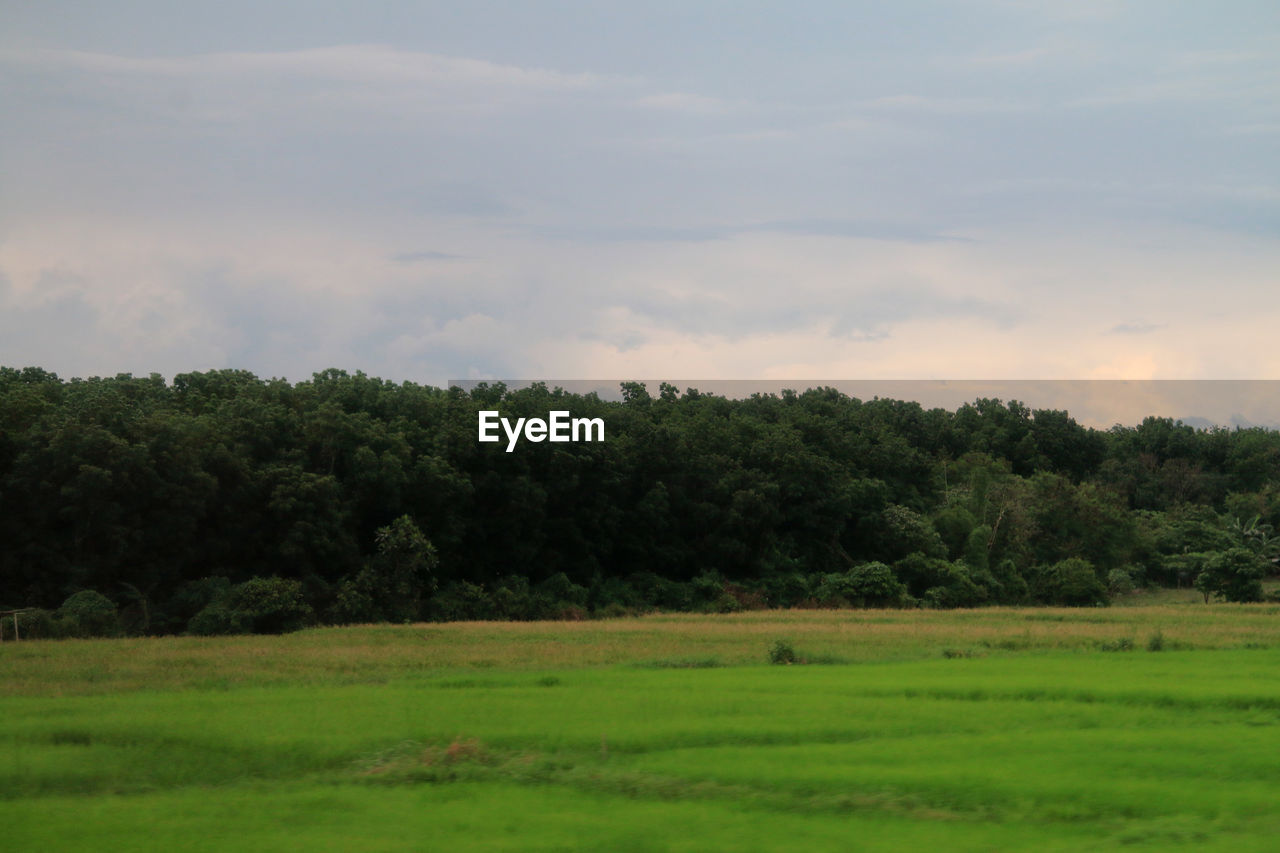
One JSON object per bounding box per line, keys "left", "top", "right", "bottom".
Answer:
{"left": 1, "top": 1, "right": 1278, "bottom": 390}
{"left": 450, "top": 381, "right": 1280, "bottom": 430}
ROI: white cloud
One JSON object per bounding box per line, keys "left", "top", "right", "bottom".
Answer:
{"left": 4, "top": 208, "right": 1279, "bottom": 384}
{"left": 1, "top": 45, "right": 604, "bottom": 90}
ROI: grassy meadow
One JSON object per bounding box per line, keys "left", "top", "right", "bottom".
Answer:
{"left": 4, "top": 603, "right": 1280, "bottom": 850}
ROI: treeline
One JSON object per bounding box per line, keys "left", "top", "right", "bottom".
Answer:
{"left": 2, "top": 367, "right": 1278, "bottom": 637}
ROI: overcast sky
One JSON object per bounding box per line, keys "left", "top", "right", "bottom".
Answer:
{"left": 2, "top": 1, "right": 1277, "bottom": 387}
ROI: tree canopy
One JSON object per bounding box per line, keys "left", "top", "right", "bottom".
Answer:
{"left": 2, "top": 367, "right": 1277, "bottom": 635}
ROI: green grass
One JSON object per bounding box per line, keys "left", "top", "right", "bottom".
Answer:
{"left": 4, "top": 605, "right": 1280, "bottom": 695}
{"left": 5, "top": 607, "right": 1280, "bottom": 849}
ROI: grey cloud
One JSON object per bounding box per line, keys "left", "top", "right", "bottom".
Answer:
{"left": 828, "top": 287, "right": 1020, "bottom": 340}
{"left": 860, "top": 94, "right": 1035, "bottom": 116}
{"left": 0, "top": 270, "right": 231, "bottom": 379}
{"left": 399, "top": 182, "right": 517, "bottom": 218}
{"left": 584, "top": 277, "right": 1023, "bottom": 345}
{"left": 1107, "top": 322, "right": 1164, "bottom": 335}
{"left": 7, "top": 19, "right": 1277, "bottom": 242}
{"left": 0, "top": 274, "right": 101, "bottom": 371}
{"left": 392, "top": 251, "right": 466, "bottom": 262}
{"left": 0, "top": 46, "right": 606, "bottom": 94}
{"left": 1173, "top": 198, "right": 1280, "bottom": 238}
{"left": 1177, "top": 414, "right": 1280, "bottom": 430}
{"left": 3, "top": 3, "right": 1279, "bottom": 382}
{"left": 527, "top": 224, "right": 728, "bottom": 243}
{"left": 526, "top": 219, "right": 967, "bottom": 246}
{"left": 749, "top": 219, "right": 969, "bottom": 243}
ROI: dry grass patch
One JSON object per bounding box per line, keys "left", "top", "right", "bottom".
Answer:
{"left": 3, "top": 606, "right": 1279, "bottom": 695}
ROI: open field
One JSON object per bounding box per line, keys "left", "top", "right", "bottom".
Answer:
{"left": 5, "top": 606, "right": 1280, "bottom": 850}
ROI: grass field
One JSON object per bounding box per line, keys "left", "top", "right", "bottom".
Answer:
{"left": 4, "top": 605, "right": 1280, "bottom": 850}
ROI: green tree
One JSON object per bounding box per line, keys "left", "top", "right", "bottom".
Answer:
{"left": 1032, "top": 558, "right": 1108, "bottom": 607}
{"left": 57, "top": 590, "right": 120, "bottom": 637}
{"left": 1194, "top": 548, "right": 1266, "bottom": 603}
{"left": 922, "top": 561, "right": 992, "bottom": 609}
{"left": 367, "top": 515, "right": 439, "bottom": 622}
{"left": 815, "top": 562, "right": 907, "bottom": 608}
{"left": 1228, "top": 515, "right": 1280, "bottom": 566}
{"left": 188, "top": 576, "right": 313, "bottom": 635}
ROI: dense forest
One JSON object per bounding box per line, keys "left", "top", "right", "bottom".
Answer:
{"left": 2, "top": 366, "right": 1279, "bottom": 637}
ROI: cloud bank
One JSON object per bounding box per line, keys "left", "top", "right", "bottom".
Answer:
{"left": 1, "top": 2, "right": 1277, "bottom": 383}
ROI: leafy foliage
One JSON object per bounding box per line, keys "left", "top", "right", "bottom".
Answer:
{"left": 815, "top": 562, "right": 908, "bottom": 608}
{"left": 1194, "top": 548, "right": 1267, "bottom": 603}
{"left": 2, "top": 366, "right": 1279, "bottom": 632}
{"left": 1031, "top": 558, "right": 1109, "bottom": 608}
{"left": 768, "top": 639, "right": 797, "bottom": 664}
{"left": 57, "top": 590, "right": 120, "bottom": 637}
{"left": 189, "top": 577, "right": 313, "bottom": 635}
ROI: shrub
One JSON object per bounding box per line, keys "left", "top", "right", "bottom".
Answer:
{"left": 57, "top": 590, "right": 120, "bottom": 637}
{"left": 1147, "top": 630, "right": 1166, "bottom": 652}
{"left": 229, "top": 577, "right": 313, "bottom": 633}
{"left": 188, "top": 576, "right": 313, "bottom": 635}
{"left": 988, "top": 558, "right": 1028, "bottom": 604}
{"left": 533, "top": 573, "right": 590, "bottom": 619}
{"left": 594, "top": 602, "right": 634, "bottom": 619}
{"left": 1032, "top": 558, "right": 1109, "bottom": 607}
{"left": 587, "top": 574, "right": 640, "bottom": 613}
{"left": 1107, "top": 568, "right": 1136, "bottom": 596}
{"left": 813, "top": 571, "right": 857, "bottom": 607}
{"left": 768, "top": 639, "right": 797, "bottom": 665}
{"left": 428, "top": 581, "right": 492, "bottom": 621}
{"left": 849, "top": 562, "right": 909, "bottom": 607}
{"left": 327, "top": 572, "right": 382, "bottom": 625}
{"left": 186, "top": 601, "right": 240, "bottom": 636}
{"left": 757, "top": 572, "right": 815, "bottom": 609}
{"left": 722, "top": 583, "right": 768, "bottom": 611}
{"left": 639, "top": 573, "right": 695, "bottom": 611}
{"left": 815, "top": 562, "right": 908, "bottom": 608}
{"left": 162, "top": 577, "right": 232, "bottom": 634}
{"left": 692, "top": 572, "right": 742, "bottom": 614}
{"left": 922, "top": 562, "right": 993, "bottom": 609}
{"left": 893, "top": 553, "right": 953, "bottom": 598}
{"left": 489, "top": 575, "right": 536, "bottom": 620}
